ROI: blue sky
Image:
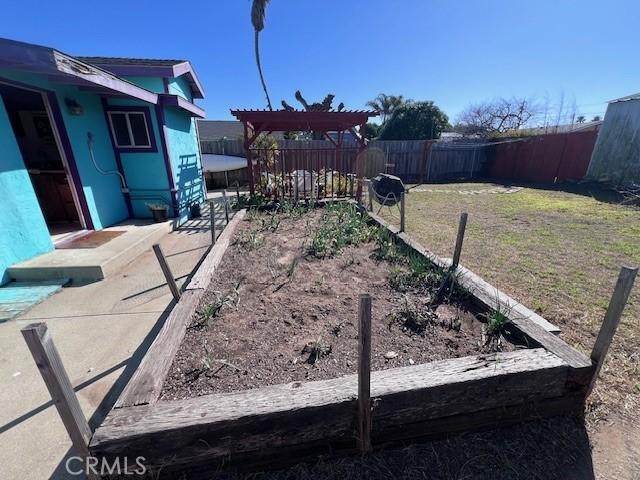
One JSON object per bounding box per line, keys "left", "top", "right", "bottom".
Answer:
{"left": 2, "top": 1, "right": 638, "bottom": 124}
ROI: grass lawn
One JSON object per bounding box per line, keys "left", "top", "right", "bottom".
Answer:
{"left": 380, "top": 182, "right": 639, "bottom": 421}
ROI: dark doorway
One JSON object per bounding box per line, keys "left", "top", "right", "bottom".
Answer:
{"left": 0, "top": 83, "right": 82, "bottom": 235}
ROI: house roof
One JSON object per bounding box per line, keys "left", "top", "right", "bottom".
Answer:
{"left": 77, "top": 57, "right": 186, "bottom": 67}
{"left": 610, "top": 92, "right": 640, "bottom": 103}
{"left": 77, "top": 56, "right": 205, "bottom": 99}
{"left": 0, "top": 38, "right": 204, "bottom": 117}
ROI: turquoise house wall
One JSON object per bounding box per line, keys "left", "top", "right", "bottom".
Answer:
{"left": 104, "top": 97, "right": 174, "bottom": 218}
{"left": 164, "top": 106, "right": 204, "bottom": 224}
{"left": 122, "top": 76, "right": 164, "bottom": 93}
{"left": 0, "top": 69, "right": 129, "bottom": 230}
{"left": 168, "top": 77, "right": 193, "bottom": 102}
{"left": 0, "top": 96, "right": 53, "bottom": 284}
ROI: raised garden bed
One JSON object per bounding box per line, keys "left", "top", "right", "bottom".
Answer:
{"left": 89, "top": 201, "right": 595, "bottom": 478}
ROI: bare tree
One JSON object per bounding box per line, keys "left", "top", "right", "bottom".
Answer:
{"left": 456, "top": 97, "right": 538, "bottom": 136}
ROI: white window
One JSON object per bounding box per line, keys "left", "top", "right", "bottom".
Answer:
{"left": 107, "top": 111, "right": 152, "bottom": 149}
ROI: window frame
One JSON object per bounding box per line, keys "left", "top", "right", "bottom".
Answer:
{"left": 105, "top": 106, "right": 157, "bottom": 153}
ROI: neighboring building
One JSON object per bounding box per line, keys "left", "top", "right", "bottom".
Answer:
{"left": 587, "top": 93, "right": 640, "bottom": 185}
{"left": 197, "top": 120, "right": 244, "bottom": 141}
{"left": 197, "top": 119, "right": 284, "bottom": 141}
{"left": 0, "top": 38, "right": 206, "bottom": 284}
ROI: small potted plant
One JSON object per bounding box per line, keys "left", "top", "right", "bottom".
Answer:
{"left": 146, "top": 202, "right": 169, "bottom": 223}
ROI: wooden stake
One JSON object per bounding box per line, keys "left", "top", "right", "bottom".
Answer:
{"left": 400, "top": 191, "right": 406, "bottom": 232}
{"left": 209, "top": 201, "right": 217, "bottom": 244}
{"left": 223, "top": 190, "right": 229, "bottom": 224}
{"left": 153, "top": 244, "right": 181, "bottom": 302}
{"left": 367, "top": 181, "right": 373, "bottom": 212}
{"left": 587, "top": 266, "right": 637, "bottom": 396}
{"left": 21, "top": 323, "right": 97, "bottom": 478}
{"left": 235, "top": 182, "right": 241, "bottom": 204}
{"left": 357, "top": 293, "right": 372, "bottom": 453}
{"left": 452, "top": 212, "right": 468, "bottom": 268}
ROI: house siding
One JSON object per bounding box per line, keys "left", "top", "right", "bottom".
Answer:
{"left": 167, "top": 77, "right": 193, "bottom": 102}
{"left": 164, "top": 106, "right": 204, "bottom": 224}
{"left": 103, "top": 97, "right": 175, "bottom": 219}
{"left": 0, "top": 96, "right": 53, "bottom": 284}
{"left": 587, "top": 99, "right": 640, "bottom": 185}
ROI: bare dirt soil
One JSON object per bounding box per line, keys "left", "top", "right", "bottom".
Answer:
{"left": 161, "top": 207, "right": 510, "bottom": 399}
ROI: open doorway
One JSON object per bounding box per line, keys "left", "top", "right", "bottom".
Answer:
{"left": 0, "top": 83, "right": 84, "bottom": 240}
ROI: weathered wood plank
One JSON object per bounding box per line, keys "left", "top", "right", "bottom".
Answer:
{"left": 186, "top": 208, "right": 246, "bottom": 291}
{"left": 91, "top": 349, "right": 568, "bottom": 473}
{"left": 114, "top": 289, "right": 201, "bottom": 408}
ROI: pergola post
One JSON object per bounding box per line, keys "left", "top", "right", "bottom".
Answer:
{"left": 355, "top": 122, "right": 367, "bottom": 201}
{"left": 242, "top": 121, "right": 255, "bottom": 195}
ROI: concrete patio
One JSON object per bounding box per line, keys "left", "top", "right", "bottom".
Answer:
{"left": 8, "top": 219, "right": 173, "bottom": 284}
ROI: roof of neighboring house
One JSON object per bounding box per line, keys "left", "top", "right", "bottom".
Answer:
{"left": 521, "top": 120, "right": 602, "bottom": 135}
{"left": 198, "top": 120, "right": 285, "bottom": 140}
{"left": 609, "top": 92, "right": 640, "bottom": 103}
{"left": 76, "top": 56, "right": 205, "bottom": 99}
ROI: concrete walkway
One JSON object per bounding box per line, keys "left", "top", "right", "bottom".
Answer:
{"left": 0, "top": 201, "right": 230, "bottom": 479}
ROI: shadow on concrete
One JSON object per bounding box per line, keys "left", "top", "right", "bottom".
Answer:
{"left": 46, "top": 299, "right": 175, "bottom": 480}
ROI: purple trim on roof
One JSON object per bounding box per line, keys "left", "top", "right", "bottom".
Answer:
{"left": 0, "top": 74, "right": 95, "bottom": 230}
{"left": 82, "top": 61, "right": 205, "bottom": 99}
{"left": 154, "top": 103, "right": 179, "bottom": 217}
{"left": 0, "top": 39, "right": 160, "bottom": 104}
{"left": 159, "top": 94, "right": 205, "bottom": 118}
{"left": 103, "top": 105, "right": 158, "bottom": 153}
{"left": 101, "top": 98, "right": 134, "bottom": 217}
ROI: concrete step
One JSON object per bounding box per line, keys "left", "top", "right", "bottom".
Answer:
{"left": 8, "top": 220, "right": 172, "bottom": 284}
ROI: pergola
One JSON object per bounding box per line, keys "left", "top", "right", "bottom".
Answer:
{"left": 230, "top": 109, "right": 378, "bottom": 199}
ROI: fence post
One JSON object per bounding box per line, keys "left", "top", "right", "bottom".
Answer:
{"left": 587, "top": 266, "right": 637, "bottom": 396}
{"left": 152, "top": 244, "right": 181, "bottom": 302}
{"left": 222, "top": 190, "right": 229, "bottom": 224}
{"left": 357, "top": 293, "right": 372, "bottom": 453}
{"left": 400, "top": 191, "right": 406, "bottom": 232}
{"left": 452, "top": 212, "right": 468, "bottom": 268}
{"left": 21, "top": 323, "right": 98, "bottom": 479}
{"left": 209, "top": 201, "right": 217, "bottom": 244}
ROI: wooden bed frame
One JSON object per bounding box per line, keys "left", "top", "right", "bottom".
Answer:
{"left": 88, "top": 205, "right": 601, "bottom": 478}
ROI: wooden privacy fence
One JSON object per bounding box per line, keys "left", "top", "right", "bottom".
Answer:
{"left": 200, "top": 130, "right": 597, "bottom": 186}
{"left": 201, "top": 139, "right": 488, "bottom": 185}
{"left": 489, "top": 130, "right": 598, "bottom": 182}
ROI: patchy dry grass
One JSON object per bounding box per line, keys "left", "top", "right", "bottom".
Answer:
{"left": 381, "top": 183, "right": 640, "bottom": 422}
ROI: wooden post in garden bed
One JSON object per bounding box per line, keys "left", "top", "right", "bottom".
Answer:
{"left": 152, "top": 244, "right": 181, "bottom": 302}
{"left": 587, "top": 266, "right": 637, "bottom": 396}
{"left": 209, "top": 201, "right": 216, "bottom": 244}
{"left": 22, "top": 323, "right": 99, "bottom": 480}
{"left": 357, "top": 293, "right": 372, "bottom": 453}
